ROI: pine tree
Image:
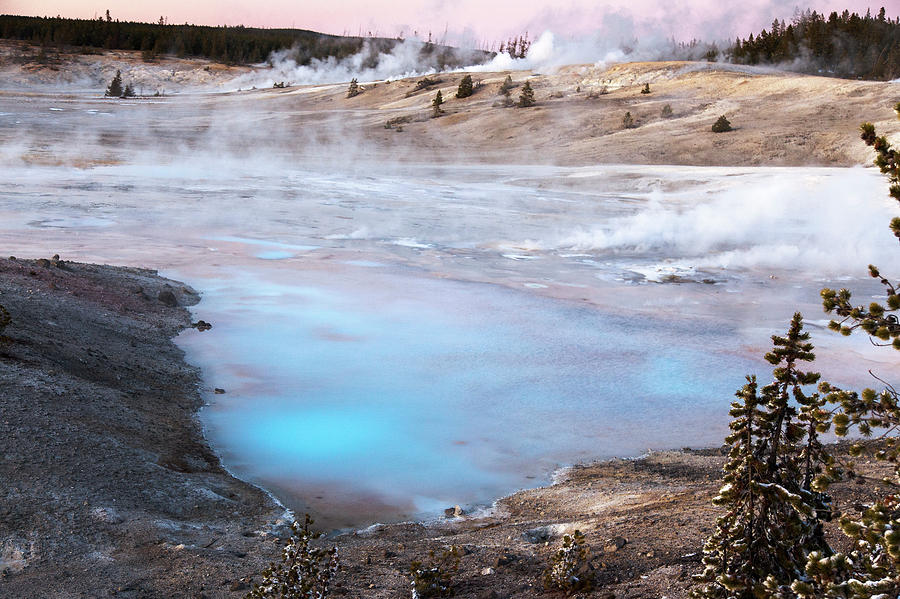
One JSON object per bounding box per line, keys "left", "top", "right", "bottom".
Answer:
{"left": 641, "top": 82, "right": 651, "bottom": 94}
{"left": 347, "top": 78, "right": 360, "bottom": 98}
{"left": 498, "top": 74, "right": 514, "bottom": 96}
{"left": 622, "top": 111, "right": 635, "bottom": 129}
{"left": 431, "top": 90, "right": 444, "bottom": 117}
{"left": 456, "top": 74, "right": 473, "bottom": 98}
{"left": 123, "top": 82, "right": 135, "bottom": 98}
{"left": 712, "top": 115, "right": 733, "bottom": 132}
{"left": 105, "top": 69, "right": 123, "bottom": 97}
{"left": 693, "top": 314, "right": 833, "bottom": 598}
{"left": 517, "top": 80, "right": 535, "bottom": 107}
{"left": 661, "top": 104, "right": 673, "bottom": 118}
{"left": 792, "top": 114, "right": 900, "bottom": 598}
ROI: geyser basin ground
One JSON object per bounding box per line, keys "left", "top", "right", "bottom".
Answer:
{"left": 2, "top": 86, "right": 899, "bottom": 527}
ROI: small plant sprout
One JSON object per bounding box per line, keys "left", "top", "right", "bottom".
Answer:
{"left": 246, "top": 514, "right": 339, "bottom": 599}
{"left": 543, "top": 530, "right": 593, "bottom": 595}
{"left": 409, "top": 546, "right": 461, "bottom": 598}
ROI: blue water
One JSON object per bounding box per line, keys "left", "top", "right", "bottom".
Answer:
{"left": 180, "top": 265, "right": 758, "bottom": 528}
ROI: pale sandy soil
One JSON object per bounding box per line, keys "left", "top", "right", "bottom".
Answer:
{"left": 2, "top": 40, "right": 899, "bottom": 168}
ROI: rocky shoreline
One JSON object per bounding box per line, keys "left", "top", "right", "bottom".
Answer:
{"left": 0, "top": 256, "right": 887, "bottom": 598}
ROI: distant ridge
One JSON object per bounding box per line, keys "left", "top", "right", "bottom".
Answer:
{"left": 0, "top": 14, "right": 492, "bottom": 68}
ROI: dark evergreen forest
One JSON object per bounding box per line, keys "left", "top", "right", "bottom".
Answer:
{"left": 0, "top": 13, "right": 484, "bottom": 68}
{"left": 728, "top": 8, "right": 900, "bottom": 79}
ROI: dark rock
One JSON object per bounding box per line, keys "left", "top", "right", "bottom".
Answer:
{"left": 603, "top": 536, "right": 627, "bottom": 553}
{"left": 36, "top": 259, "right": 51, "bottom": 268}
{"left": 522, "top": 526, "right": 553, "bottom": 543}
{"left": 494, "top": 551, "right": 518, "bottom": 567}
{"left": 214, "top": 388, "right": 225, "bottom": 395}
{"left": 444, "top": 505, "right": 464, "bottom": 518}
{"left": 158, "top": 290, "right": 177, "bottom": 307}
{"left": 229, "top": 579, "right": 249, "bottom": 591}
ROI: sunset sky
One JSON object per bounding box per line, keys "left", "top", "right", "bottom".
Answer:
{"left": 3, "top": 1, "right": 892, "bottom": 46}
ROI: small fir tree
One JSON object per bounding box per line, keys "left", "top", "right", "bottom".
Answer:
{"left": 623, "top": 111, "right": 635, "bottom": 129}
{"left": 543, "top": 530, "right": 593, "bottom": 595}
{"left": 712, "top": 115, "right": 733, "bottom": 132}
{"left": 661, "top": 104, "right": 673, "bottom": 118}
{"left": 432, "top": 90, "right": 444, "bottom": 117}
{"left": 122, "top": 82, "right": 135, "bottom": 98}
{"left": 641, "top": 82, "right": 651, "bottom": 94}
{"left": 456, "top": 74, "right": 473, "bottom": 98}
{"left": 106, "top": 69, "right": 123, "bottom": 97}
{"left": 693, "top": 314, "right": 833, "bottom": 598}
{"left": 246, "top": 514, "right": 339, "bottom": 599}
{"left": 518, "top": 80, "right": 535, "bottom": 107}
{"left": 498, "top": 74, "right": 514, "bottom": 95}
{"left": 409, "top": 546, "right": 460, "bottom": 598}
{"left": 347, "top": 78, "right": 360, "bottom": 98}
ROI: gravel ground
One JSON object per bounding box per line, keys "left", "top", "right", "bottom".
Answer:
{"left": 0, "top": 255, "right": 889, "bottom": 598}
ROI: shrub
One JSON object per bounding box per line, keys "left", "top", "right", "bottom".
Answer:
{"left": 347, "top": 78, "right": 360, "bottom": 98}
{"left": 543, "top": 530, "right": 593, "bottom": 595}
{"left": 415, "top": 77, "right": 440, "bottom": 91}
{"left": 623, "top": 111, "right": 635, "bottom": 129}
{"left": 409, "top": 546, "right": 460, "bottom": 598}
{"left": 431, "top": 90, "right": 444, "bottom": 117}
{"left": 456, "top": 74, "right": 473, "bottom": 98}
{"left": 641, "top": 82, "right": 651, "bottom": 94}
{"left": 246, "top": 515, "right": 339, "bottom": 599}
{"left": 661, "top": 104, "right": 673, "bottom": 118}
{"left": 517, "top": 80, "right": 535, "bottom": 107}
{"left": 105, "top": 70, "right": 123, "bottom": 97}
{"left": 711, "top": 115, "right": 732, "bottom": 132}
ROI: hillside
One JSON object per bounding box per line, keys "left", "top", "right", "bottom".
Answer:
{"left": 2, "top": 46, "right": 899, "bottom": 169}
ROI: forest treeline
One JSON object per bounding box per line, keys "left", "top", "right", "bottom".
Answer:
{"left": 0, "top": 13, "right": 486, "bottom": 68}
{"left": 728, "top": 7, "right": 900, "bottom": 79}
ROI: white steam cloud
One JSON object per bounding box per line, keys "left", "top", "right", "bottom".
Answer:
{"left": 228, "top": 38, "right": 487, "bottom": 89}
{"left": 550, "top": 169, "right": 897, "bottom": 275}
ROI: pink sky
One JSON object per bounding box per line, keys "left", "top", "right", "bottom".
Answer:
{"left": 2, "top": 1, "right": 892, "bottom": 46}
